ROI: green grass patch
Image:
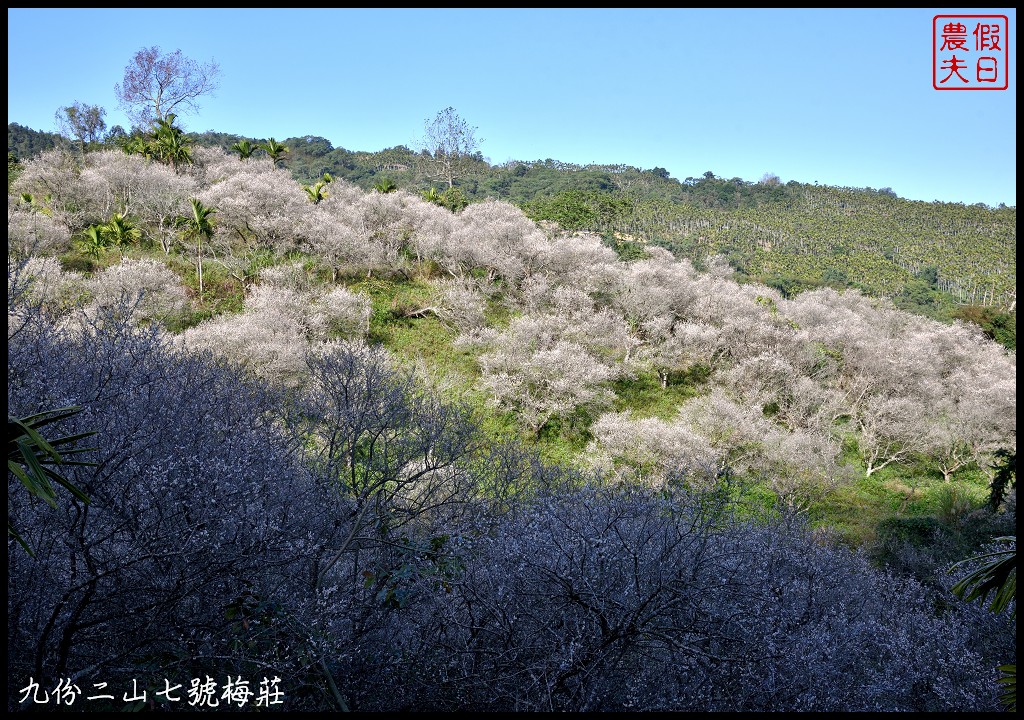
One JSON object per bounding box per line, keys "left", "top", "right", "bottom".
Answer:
{"left": 385, "top": 316, "right": 479, "bottom": 386}
{"left": 808, "top": 460, "right": 993, "bottom": 552}
{"left": 534, "top": 405, "right": 601, "bottom": 466}
{"left": 349, "top": 276, "right": 436, "bottom": 342}
{"left": 483, "top": 294, "right": 514, "bottom": 329}
{"left": 610, "top": 367, "right": 706, "bottom": 419}
{"left": 344, "top": 275, "right": 482, "bottom": 392}
{"left": 58, "top": 251, "right": 99, "bottom": 274}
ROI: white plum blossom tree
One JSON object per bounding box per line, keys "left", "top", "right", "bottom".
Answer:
{"left": 586, "top": 411, "right": 721, "bottom": 484}
{"left": 8, "top": 201, "right": 73, "bottom": 258}
{"left": 198, "top": 160, "right": 308, "bottom": 255}
{"left": 457, "top": 293, "right": 634, "bottom": 436}
{"left": 179, "top": 277, "right": 371, "bottom": 386}
{"left": 8, "top": 256, "right": 84, "bottom": 319}
{"left": 9, "top": 148, "right": 84, "bottom": 231}
{"left": 84, "top": 258, "right": 188, "bottom": 328}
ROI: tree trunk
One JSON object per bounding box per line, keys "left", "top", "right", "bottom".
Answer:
{"left": 197, "top": 237, "right": 204, "bottom": 299}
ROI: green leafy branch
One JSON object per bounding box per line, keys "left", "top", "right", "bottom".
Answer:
{"left": 950, "top": 536, "right": 1016, "bottom": 711}
{"left": 8, "top": 406, "right": 97, "bottom": 555}
{"left": 951, "top": 537, "right": 1017, "bottom": 618}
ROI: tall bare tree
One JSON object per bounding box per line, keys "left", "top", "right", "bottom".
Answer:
{"left": 420, "top": 106, "right": 482, "bottom": 189}
{"left": 115, "top": 46, "right": 220, "bottom": 129}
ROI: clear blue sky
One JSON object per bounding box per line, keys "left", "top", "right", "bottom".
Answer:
{"left": 7, "top": 8, "right": 1017, "bottom": 207}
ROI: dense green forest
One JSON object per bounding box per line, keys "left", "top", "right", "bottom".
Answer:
{"left": 7, "top": 109, "right": 1016, "bottom": 712}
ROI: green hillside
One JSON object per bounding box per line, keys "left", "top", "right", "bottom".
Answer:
{"left": 11, "top": 120, "right": 1016, "bottom": 321}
